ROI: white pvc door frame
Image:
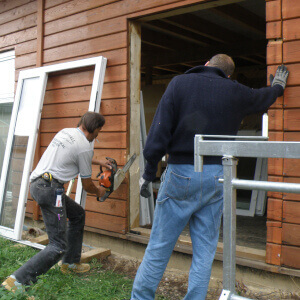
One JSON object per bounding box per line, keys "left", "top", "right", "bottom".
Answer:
{"left": 0, "top": 56, "right": 107, "bottom": 241}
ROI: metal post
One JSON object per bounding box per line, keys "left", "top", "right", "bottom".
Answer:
{"left": 222, "top": 155, "right": 238, "bottom": 292}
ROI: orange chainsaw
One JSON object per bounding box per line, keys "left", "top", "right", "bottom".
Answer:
{"left": 96, "top": 153, "right": 136, "bottom": 202}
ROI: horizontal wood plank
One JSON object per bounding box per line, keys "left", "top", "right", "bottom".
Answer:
{"left": 266, "top": 243, "right": 281, "bottom": 265}
{"left": 283, "top": 176, "right": 300, "bottom": 201}
{"left": 284, "top": 86, "right": 300, "bottom": 108}
{"left": 40, "top": 115, "right": 127, "bottom": 133}
{"left": 283, "top": 18, "right": 300, "bottom": 41}
{"left": 44, "top": 0, "right": 119, "bottom": 23}
{"left": 283, "top": 42, "right": 300, "bottom": 64}
{"left": 282, "top": 223, "right": 300, "bottom": 246}
{"left": 85, "top": 211, "right": 127, "bottom": 234}
{"left": 85, "top": 196, "right": 127, "bottom": 217}
{"left": 283, "top": 201, "right": 300, "bottom": 224}
{"left": 267, "top": 221, "right": 282, "bottom": 244}
{"left": 43, "top": 48, "right": 128, "bottom": 68}
{"left": 284, "top": 109, "right": 300, "bottom": 131}
{"left": 267, "top": 175, "right": 283, "bottom": 199}
{"left": 44, "top": 16, "right": 126, "bottom": 48}
{"left": 0, "top": 13, "right": 36, "bottom": 37}
{"left": 15, "top": 52, "right": 36, "bottom": 70}
{"left": 281, "top": 245, "right": 300, "bottom": 269}
{"left": 44, "top": 0, "right": 182, "bottom": 34}
{"left": 267, "top": 198, "right": 283, "bottom": 221}
{"left": 46, "top": 65, "right": 127, "bottom": 90}
{"left": 15, "top": 39, "right": 37, "bottom": 56}
{"left": 266, "top": 0, "right": 281, "bottom": 22}
{"left": 266, "top": 40, "right": 282, "bottom": 65}
{"left": 266, "top": 22, "right": 282, "bottom": 40}
{"left": 41, "top": 131, "right": 127, "bottom": 149}
{"left": 268, "top": 109, "right": 283, "bottom": 131}
{"left": 0, "top": 0, "right": 33, "bottom": 16}
{"left": 43, "top": 32, "right": 127, "bottom": 63}
{"left": 0, "top": 26, "right": 36, "bottom": 49}
{"left": 282, "top": 0, "right": 300, "bottom": 19}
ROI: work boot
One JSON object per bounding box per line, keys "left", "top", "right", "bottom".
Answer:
{"left": 1, "top": 275, "right": 23, "bottom": 292}
{"left": 60, "top": 262, "right": 90, "bottom": 274}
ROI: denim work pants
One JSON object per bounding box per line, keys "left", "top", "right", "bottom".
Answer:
{"left": 13, "top": 178, "right": 85, "bottom": 285}
{"left": 131, "top": 164, "right": 223, "bottom": 300}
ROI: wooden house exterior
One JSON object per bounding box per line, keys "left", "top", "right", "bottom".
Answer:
{"left": 0, "top": 0, "right": 299, "bottom": 275}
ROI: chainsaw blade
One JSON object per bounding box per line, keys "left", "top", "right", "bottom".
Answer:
{"left": 113, "top": 153, "right": 136, "bottom": 191}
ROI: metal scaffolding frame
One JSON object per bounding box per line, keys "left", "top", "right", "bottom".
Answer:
{"left": 194, "top": 135, "right": 300, "bottom": 300}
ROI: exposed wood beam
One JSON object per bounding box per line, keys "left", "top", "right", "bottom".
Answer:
{"left": 139, "top": 0, "right": 244, "bottom": 22}
{"left": 162, "top": 13, "right": 247, "bottom": 44}
{"left": 142, "top": 40, "right": 267, "bottom": 67}
{"left": 141, "top": 27, "right": 204, "bottom": 52}
{"left": 210, "top": 4, "right": 265, "bottom": 37}
{"left": 142, "top": 21, "right": 210, "bottom": 47}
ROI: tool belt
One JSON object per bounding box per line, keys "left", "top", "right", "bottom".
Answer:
{"left": 40, "top": 172, "right": 64, "bottom": 185}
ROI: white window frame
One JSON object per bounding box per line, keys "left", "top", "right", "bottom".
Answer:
{"left": 0, "top": 56, "right": 107, "bottom": 241}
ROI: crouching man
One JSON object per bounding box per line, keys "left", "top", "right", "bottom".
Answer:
{"left": 2, "top": 112, "right": 110, "bottom": 292}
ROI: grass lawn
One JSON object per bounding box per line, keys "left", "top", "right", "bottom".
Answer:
{"left": 0, "top": 237, "right": 166, "bottom": 300}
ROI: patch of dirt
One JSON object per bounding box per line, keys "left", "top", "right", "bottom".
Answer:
{"left": 99, "top": 254, "right": 300, "bottom": 300}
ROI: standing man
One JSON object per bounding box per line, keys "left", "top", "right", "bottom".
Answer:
{"left": 2, "top": 111, "right": 111, "bottom": 291}
{"left": 132, "top": 54, "right": 289, "bottom": 300}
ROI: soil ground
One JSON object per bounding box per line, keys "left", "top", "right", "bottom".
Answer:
{"left": 100, "top": 253, "right": 300, "bottom": 300}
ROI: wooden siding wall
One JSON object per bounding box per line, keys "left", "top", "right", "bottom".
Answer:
{"left": 266, "top": 0, "right": 300, "bottom": 269}
{"left": 0, "top": 0, "right": 209, "bottom": 236}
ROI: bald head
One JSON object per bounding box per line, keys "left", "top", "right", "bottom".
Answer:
{"left": 206, "top": 54, "right": 235, "bottom": 77}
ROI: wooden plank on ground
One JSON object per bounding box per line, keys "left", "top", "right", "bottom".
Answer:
{"left": 80, "top": 248, "right": 111, "bottom": 263}
{"left": 30, "top": 234, "right": 49, "bottom": 245}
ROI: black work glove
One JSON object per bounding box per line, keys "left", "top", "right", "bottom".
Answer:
{"left": 139, "top": 178, "right": 151, "bottom": 198}
{"left": 269, "top": 65, "right": 289, "bottom": 90}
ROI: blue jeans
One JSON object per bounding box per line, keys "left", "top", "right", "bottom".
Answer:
{"left": 13, "top": 178, "right": 85, "bottom": 285}
{"left": 131, "top": 164, "right": 223, "bottom": 300}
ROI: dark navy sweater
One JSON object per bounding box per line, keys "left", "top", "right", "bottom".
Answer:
{"left": 143, "top": 66, "right": 284, "bottom": 181}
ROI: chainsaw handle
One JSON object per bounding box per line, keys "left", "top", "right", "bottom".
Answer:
{"left": 97, "top": 190, "right": 111, "bottom": 202}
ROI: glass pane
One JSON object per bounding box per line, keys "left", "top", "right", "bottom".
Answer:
{"left": 0, "top": 136, "right": 28, "bottom": 228}
{"left": 0, "top": 102, "right": 13, "bottom": 180}
{"left": 0, "top": 50, "right": 15, "bottom": 101}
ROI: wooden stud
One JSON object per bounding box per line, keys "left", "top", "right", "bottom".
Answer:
{"left": 129, "top": 21, "right": 141, "bottom": 231}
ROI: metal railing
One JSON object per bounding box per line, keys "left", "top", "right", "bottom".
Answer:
{"left": 194, "top": 135, "right": 300, "bottom": 300}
